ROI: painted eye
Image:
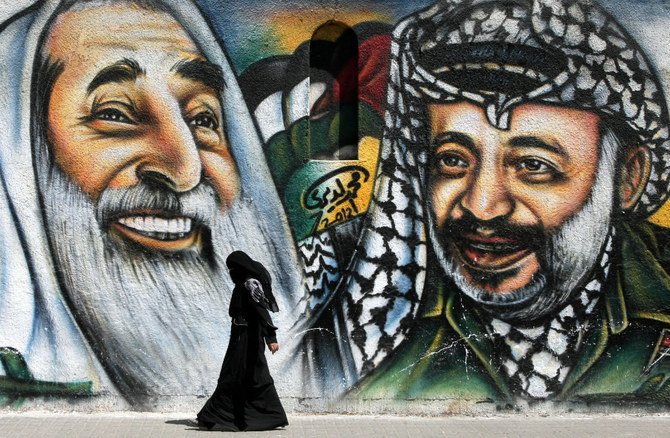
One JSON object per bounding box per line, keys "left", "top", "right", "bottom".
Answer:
{"left": 518, "top": 159, "right": 549, "bottom": 172}
{"left": 439, "top": 154, "right": 468, "bottom": 168}
{"left": 94, "top": 108, "right": 133, "bottom": 124}
{"left": 189, "top": 113, "right": 219, "bottom": 130}
{"left": 434, "top": 152, "right": 469, "bottom": 178}
{"left": 514, "top": 158, "right": 563, "bottom": 183}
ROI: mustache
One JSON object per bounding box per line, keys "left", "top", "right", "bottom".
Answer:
{"left": 441, "top": 211, "right": 546, "bottom": 250}
{"left": 96, "top": 182, "right": 220, "bottom": 226}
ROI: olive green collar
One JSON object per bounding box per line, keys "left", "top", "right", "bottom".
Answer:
{"left": 611, "top": 223, "right": 670, "bottom": 329}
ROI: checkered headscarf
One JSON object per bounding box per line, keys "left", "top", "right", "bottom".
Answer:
{"left": 300, "top": 0, "right": 670, "bottom": 382}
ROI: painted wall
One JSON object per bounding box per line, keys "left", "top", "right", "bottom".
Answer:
{"left": 2, "top": 0, "right": 670, "bottom": 414}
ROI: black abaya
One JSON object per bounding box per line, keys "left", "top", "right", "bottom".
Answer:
{"left": 197, "top": 253, "right": 288, "bottom": 431}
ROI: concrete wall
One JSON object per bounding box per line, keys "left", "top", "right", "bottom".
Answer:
{"left": 2, "top": 0, "right": 670, "bottom": 414}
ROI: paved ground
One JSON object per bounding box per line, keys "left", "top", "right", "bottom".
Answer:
{"left": 0, "top": 413, "right": 669, "bottom": 437}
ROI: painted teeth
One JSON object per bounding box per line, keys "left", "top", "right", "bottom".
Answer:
{"left": 468, "top": 242, "right": 521, "bottom": 253}
{"left": 117, "top": 216, "right": 193, "bottom": 235}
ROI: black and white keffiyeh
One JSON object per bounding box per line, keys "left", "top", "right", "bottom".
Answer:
{"left": 394, "top": 0, "right": 670, "bottom": 215}
{"left": 296, "top": 231, "right": 342, "bottom": 316}
{"left": 485, "top": 230, "right": 614, "bottom": 399}
{"left": 295, "top": 0, "right": 670, "bottom": 387}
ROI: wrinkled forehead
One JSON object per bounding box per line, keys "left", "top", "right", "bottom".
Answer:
{"left": 43, "top": 2, "right": 201, "bottom": 65}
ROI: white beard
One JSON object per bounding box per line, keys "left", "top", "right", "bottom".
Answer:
{"left": 38, "top": 162, "right": 279, "bottom": 403}
{"left": 431, "top": 129, "right": 620, "bottom": 322}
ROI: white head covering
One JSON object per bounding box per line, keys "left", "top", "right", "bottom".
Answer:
{"left": 0, "top": 0, "right": 302, "bottom": 387}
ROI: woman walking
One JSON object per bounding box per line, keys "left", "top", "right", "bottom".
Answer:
{"left": 197, "top": 251, "right": 288, "bottom": 431}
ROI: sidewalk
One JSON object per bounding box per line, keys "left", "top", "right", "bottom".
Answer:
{"left": 0, "top": 412, "right": 668, "bottom": 438}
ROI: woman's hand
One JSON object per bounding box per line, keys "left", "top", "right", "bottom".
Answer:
{"left": 267, "top": 342, "right": 279, "bottom": 354}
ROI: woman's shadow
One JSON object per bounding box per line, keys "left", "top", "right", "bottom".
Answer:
{"left": 165, "top": 419, "right": 200, "bottom": 430}
{"left": 165, "top": 419, "right": 242, "bottom": 432}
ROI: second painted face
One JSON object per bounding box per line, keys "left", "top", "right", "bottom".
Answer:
{"left": 44, "top": 3, "right": 240, "bottom": 252}
{"left": 428, "top": 101, "right": 602, "bottom": 294}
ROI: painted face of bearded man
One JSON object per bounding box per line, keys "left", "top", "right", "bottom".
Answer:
{"left": 31, "top": 0, "right": 296, "bottom": 403}
{"left": 413, "top": 2, "right": 656, "bottom": 323}
{"left": 427, "top": 102, "right": 649, "bottom": 322}
{"left": 325, "top": 0, "right": 670, "bottom": 392}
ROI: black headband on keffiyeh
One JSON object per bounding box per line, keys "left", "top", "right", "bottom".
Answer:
{"left": 298, "top": 0, "right": 670, "bottom": 384}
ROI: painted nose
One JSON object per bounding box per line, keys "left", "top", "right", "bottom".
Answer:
{"left": 138, "top": 108, "right": 202, "bottom": 193}
{"left": 460, "top": 169, "right": 513, "bottom": 221}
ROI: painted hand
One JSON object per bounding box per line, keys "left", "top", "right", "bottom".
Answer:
{"left": 268, "top": 342, "right": 279, "bottom": 354}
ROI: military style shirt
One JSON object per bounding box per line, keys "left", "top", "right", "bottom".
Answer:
{"left": 353, "top": 222, "right": 670, "bottom": 406}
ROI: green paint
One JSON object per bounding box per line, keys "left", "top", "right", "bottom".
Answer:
{"left": 0, "top": 348, "right": 93, "bottom": 407}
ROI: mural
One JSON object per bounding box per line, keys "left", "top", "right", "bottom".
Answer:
{"left": 0, "top": 0, "right": 304, "bottom": 408}
{"left": 290, "top": 0, "right": 670, "bottom": 407}
{"left": 1, "top": 0, "right": 670, "bottom": 412}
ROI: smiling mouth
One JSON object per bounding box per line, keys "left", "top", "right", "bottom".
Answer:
{"left": 117, "top": 216, "right": 193, "bottom": 240}
{"left": 453, "top": 234, "right": 534, "bottom": 271}
{"left": 110, "top": 214, "right": 200, "bottom": 251}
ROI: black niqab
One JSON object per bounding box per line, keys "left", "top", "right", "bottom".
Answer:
{"left": 197, "top": 250, "right": 287, "bottom": 431}
{"left": 226, "top": 251, "right": 279, "bottom": 313}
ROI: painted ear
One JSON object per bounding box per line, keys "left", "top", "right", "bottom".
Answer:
{"left": 619, "top": 145, "right": 652, "bottom": 211}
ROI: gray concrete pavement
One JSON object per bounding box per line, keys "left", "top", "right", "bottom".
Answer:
{"left": 0, "top": 413, "right": 669, "bottom": 438}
